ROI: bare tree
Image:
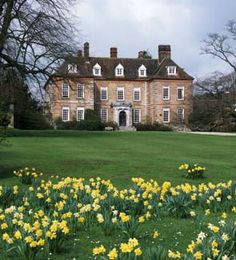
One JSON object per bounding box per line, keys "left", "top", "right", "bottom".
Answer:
{"left": 201, "top": 20, "right": 236, "bottom": 72}
{"left": 194, "top": 71, "right": 236, "bottom": 95}
{"left": 0, "top": 0, "right": 80, "bottom": 96}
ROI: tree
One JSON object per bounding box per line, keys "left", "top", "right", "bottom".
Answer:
{"left": 0, "top": 67, "right": 51, "bottom": 129}
{"left": 0, "top": 0, "right": 79, "bottom": 96}
{"left": 190, "top": 72, "right": 236, "bottom": 132}
{"left": 202, "top": 20, "right": 236, "bottom": 73}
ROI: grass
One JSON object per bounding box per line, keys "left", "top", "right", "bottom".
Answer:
{"left": 1, "top": 130, "right": 236, "bottom": 187}
{"left": 0, "top": 130, "right": 236, "bottom": 259}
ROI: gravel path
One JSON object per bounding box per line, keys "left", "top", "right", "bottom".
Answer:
{"left": 185, "top": 131, "right": 236, "bottom": 136}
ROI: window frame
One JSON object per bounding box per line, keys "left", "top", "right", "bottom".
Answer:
{"left": 67, "top": 64, "right": 77, "bottom": 73}
{"left": 100, "top": 108, "right": 108, "bottom": 122}
{"left": 177, "top": 108, "right": 184, "bottom": 123}
{"left": 100, "top": 87, "right": 108, "bottom": 101}
{"left": 138, "top": 65, "right": 147, "bottom": 77}
{"left": 77, "top": 84, "right": 84, "bottom": 99}
{"left": 93, "top": 63, "right": 101, "bottom": 76}
{"left": 133, "top": 109, "right": 141, "bottom": 124}
{"left": 162, "top": 86, "right": 170, "bottom": 100}
{"left": 62, "top": 107, "right": 70, "bottom": 122}
{"left": 163, "top": 108, "right": 170, "bottom": 123}
{"left": 177, "top": 86, "right": 184, "bottom": 100}
{"left": 115, "top": 64, "right": 124, "bottom": 77}
{"left": 133, "top": 88, "right": 141, "bottom": 101}
{"left": 117, "top": 87, "right": 125, "bottom": 101}
{"left": 62, "top": 83, "right": 69, "bottom": 98}
{"left": 76, "top": 107, "right": 85, "bottom": 121}
{"left": 167, "top": 66, "right": 177, "bottom": 76}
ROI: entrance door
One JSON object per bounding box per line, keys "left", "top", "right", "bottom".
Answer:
{"left": 119, "top": 111, "right": 126, "bottom": 126}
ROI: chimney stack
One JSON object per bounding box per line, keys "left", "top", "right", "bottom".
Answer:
{"left": 138, "top": 51, "right": 144, "bottom": 58}
{"left": 110, "top": 47, "right": 117, "bottom": 58}
{"left": 84, "top": 42, "right": 89, "bottom": 60}
{"left": 77, "top": 49, "right": 83, "bottom": 57}
{"left": 158, "top": 45, "right": 171, "bottom": 63}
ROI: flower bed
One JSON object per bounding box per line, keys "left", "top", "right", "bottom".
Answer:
{"left": 0, "top": 168, "right": 235, "bottom": 259}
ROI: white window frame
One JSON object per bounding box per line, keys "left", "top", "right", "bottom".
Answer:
{"left": 77, "top": 84, "right": 84, "bottom": 99}
{"left": 167, "top": 66, "right": 176, "bottom": 76}
{"left": 68, "top": 64, "right": 77, "bottom": 73}
{"left": 163, "top": 108, "right": 170, "bottom": 123}
{"left": 177, "top": 108, "right": 184, "bottom": 123}
{"left": 163, "top": 86, "right": 170, "bottom": 100}
{"left": 62, "top": 107, "right": 70, "bottom": 122}
{"left": 93, "top": 63, "right": 101, "bottom": 76}
{"left": 138, "top": 64, "right": 147, "bottom": 77}
{"left": 117, "top": 87, "right": 125, "bottom": 101}
{"left": 100, "top": 87, "right": 108, "bottom": 101}
{"left": 77, "top": 107, "right": 85, "bottom": 121}
{"left": 62, "top": 83, "right": 69, "bottom": 98}
{"left": 133, "top": 109, "right": 141, "bottom": 124}
{"left": 177, "top": 86, "right": 184, "bottom": 100}
{"left": 100, "top": 108, "right": 108, "bottom": 122}
{"left": 115, "top": 63, "right": 124, "bottom": 77}
{"left": 133, "top": 88, "right": 141, "bottom": 101}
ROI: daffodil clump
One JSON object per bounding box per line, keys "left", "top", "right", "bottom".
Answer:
{"left": 179, "top": 163, "right": 206, "bottom": 179}
{"left": 93, "top": 238, "right": 142, "bottom": 259}
{"left": 13, "top": 167, "right": 43, "bottom": 184}
{"left": 0, "top": 169, "right": 234, "bottom": 259}
{"left": 185, "top": 214, "right": 236, "bottom": 260}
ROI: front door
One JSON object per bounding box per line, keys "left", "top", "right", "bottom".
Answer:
{"left": 119, "top": 111, "right": 126, "bottom": 126}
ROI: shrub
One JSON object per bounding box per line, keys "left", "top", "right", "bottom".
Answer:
{"left": 85, "top": 109, "right": 100, "bottom": 121}
{"left": 104, "top": 121, "right": 119, "bottom": 130}
{"left": 75, "top": 120, "right": 105, "bottom": 131}
{"left": 135, "top": 122, "right": 172, "bottom": 131}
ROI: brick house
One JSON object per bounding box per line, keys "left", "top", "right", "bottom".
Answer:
{"left": 45, "top": 42, "right": 193, "bottom": 129}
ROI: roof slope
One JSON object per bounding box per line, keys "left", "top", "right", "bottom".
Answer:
{"left": 57, "top": 56, "right": 193, "bottom": 81}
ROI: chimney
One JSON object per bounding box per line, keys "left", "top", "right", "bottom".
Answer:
{"left": 77, "top": 49, "right": 83, "bottom": 57}
{"left": 84, "top": 42, "right": 89, "bottom": 60}
{"left": 138, "top": 51, "right": 144, "bottom": 58}
{"left": 158, "top": 45, "right": 171, "bottom": 63}
{"left": 110, "top": 47, "right": 117, "bottom": 58}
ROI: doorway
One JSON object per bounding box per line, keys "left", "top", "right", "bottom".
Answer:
{"left": 119, "top": 111, "right": 126, "bottom": 126}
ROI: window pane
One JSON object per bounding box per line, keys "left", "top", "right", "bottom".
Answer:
{"left": 62, "top": 84, "right": 69, "bottom": 98}
{"left": 101, "top": 109, "right": 108, "bottom": 122}
{"left": 177, "top": 88, "right": 184, "bottom": 100}
{"left": 163, "top": 87, "right": 169, "bottom": 100}
{"left": 117, "top": 89, "right": 124, "bottom": 100}
{"left": 77, "top": 109, "right": 84, "bottom": 121}
{"left": 134, "top": 89, "right": 140, "bottom": 101}
{"left": 77, "top": 85, "right": 84, "bottom": 98}
{"left": 133, "top": 109, "right": 140, "bottom": 123}
{"left": 177, "top": 108, "right": 184, "bottom": 123}
{"left": 163, "top": 110, "right": 169, "bottom": 122}
{"left": 101, "top": 88, "right": 107, "bottom": 100}
{"left": 62, "top": 108, "right": 69, "bottom": 121}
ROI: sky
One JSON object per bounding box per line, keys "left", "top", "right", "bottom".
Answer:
{"left": 75, "top": 0, "right": 236, "bottom": 79}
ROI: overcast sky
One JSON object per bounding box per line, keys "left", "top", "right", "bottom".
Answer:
{"left": 76, "top": 0, "right": 236, "bottom": 78}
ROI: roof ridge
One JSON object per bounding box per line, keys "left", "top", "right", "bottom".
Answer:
{"left": 90, "top": 57, "right": 158, "bottom": 61}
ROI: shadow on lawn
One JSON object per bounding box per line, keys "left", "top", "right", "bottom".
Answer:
{"left": 0, "top": 165, "right": 20, "bottom": 180}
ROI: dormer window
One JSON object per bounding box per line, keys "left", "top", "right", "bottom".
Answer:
{"left": 93, "top": 63, "right": 101, "bottom": 76}
{"left": 68, "top": 64, "right": 77, "bottom": 73}
{"left": 167, "top": 66, "right": 176, "bottom": 76}
{"left": 115, "top": 63, "right": 124, "bottom": 77}
{"left": 138, "top": 64, "right": 147, "bottom": 77}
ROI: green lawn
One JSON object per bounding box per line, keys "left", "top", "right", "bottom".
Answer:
{"left": 1, "top": 130, "right": 236, "bottom": 187}
{"left": 0, "top": 130, "right": 236, "bottom": 259}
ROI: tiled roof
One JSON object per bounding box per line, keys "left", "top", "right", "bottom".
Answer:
{"left": 57, "top": 56, "right": 193, "bottom": 81}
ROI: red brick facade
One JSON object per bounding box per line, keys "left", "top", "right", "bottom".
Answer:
{"left": 45, "top": 43, "right": 193, "bottom": 128}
